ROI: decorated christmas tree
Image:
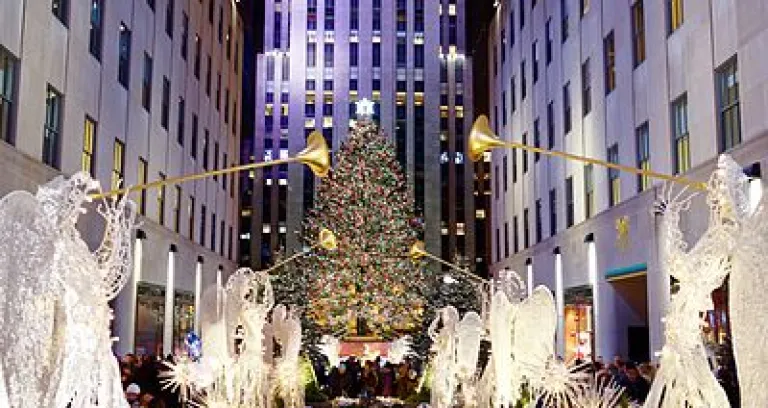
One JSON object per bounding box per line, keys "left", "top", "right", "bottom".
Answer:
{"left": 295, "top": 117, "right": 425, "bottom": 337}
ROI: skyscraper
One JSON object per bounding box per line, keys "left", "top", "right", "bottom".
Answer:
{"left": 244, "top": 0, "right": 484, "bottom": 274}
{"left": 0, "top": 0, "right": 244, "bottom": 356}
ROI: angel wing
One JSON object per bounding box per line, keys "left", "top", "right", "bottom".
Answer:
{"left": 455, "top": 312, "right": 483, "bottom": 380}
{"left": 731, "top": 189, "right": 768, "bottom": 406}
{"left": 199, "top": 285, "right": 230, "bottom": 366}
{"left": 513, "top": 286, "right": 557, "bottom": 374}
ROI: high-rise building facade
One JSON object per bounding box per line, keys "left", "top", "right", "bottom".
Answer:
{"left": 0, "top": 0, "right": 244, "bottom": 356}
{"left": 488, "top": 0, "right": 768, "bottom": 362}
{"left": 245, "top": 0, "right": 484, "bottom": 274}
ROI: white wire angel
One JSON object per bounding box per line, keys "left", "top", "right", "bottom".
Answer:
{"left": 645, "top": 156, "right": 745, "bottom": 408}
{"left": 319, "top": 335, "right": 342, "bottom": 368}
{"left": 454, "top": 312, "right": 484, "bottom": 406}
{"left": 0, "top": 173, "right": 137, "bottom": 408}
{"left": 271, "top": 304, "right": 304, "bottom": 408}
{"left": 388, "top": 335, "right": 414, "bottom": 365}
{"left": 429, "top": 306, "right": 460, "bottom": 408}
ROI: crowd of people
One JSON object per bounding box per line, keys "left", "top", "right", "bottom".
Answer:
{"left": 119, "top": 354, "right": 180, "bottom": 408}
{"left": 314, "top": 357, "right": 422, "bottom": 401}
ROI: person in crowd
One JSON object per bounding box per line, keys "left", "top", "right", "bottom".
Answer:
{"left": 361, "top": 361, "right": 379, "bottom": 400}
{"left": 125, "top": 383, "right": 141, "bottom": 408}
{"left": 328, "top": 365, "right": 343, "bottom": 398}
{"left": 620, "top": 362, "right": 651, "bottom": 404}
{"left": 638, "top": 362, "right": 656, "bottom": 384}
{"left": 396, "top": 362, "right": 412, "bottom": 399}
{"left": 380, "top": 363, "right": 396, "bottom": 397}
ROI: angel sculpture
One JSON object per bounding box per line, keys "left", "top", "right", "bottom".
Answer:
{"left": 645, "top": 156, "right": 746, "bottom": 408}
{"left": 429, "top": 306, "right": 460, "bottom": 408}
{"left": 454, "top": 312, "right": 484, "bottom": 406}
{"left": 319, "top": 335, "right": 342, "bottom": 369}
{"left": 271, "top": 304, "right": 304, "bottom": 408}
{"left": 0, "top": 173, "right": 137, "bottom": 408}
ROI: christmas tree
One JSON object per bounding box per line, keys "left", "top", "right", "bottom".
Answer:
{"left": 296, "top": 118, "right": 425, "bottom": 337}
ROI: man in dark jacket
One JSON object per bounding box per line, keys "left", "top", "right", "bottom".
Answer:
{"left": 620, "top": 362, "right": 651, "bottom": 403}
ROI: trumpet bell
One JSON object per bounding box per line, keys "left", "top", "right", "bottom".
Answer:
{"left": 319, "top": 228, "right": 338, "bottom": 251}
{"left": 409, "top": 241, "right": 427, "bottom": 261}
{"left": 468, "top": 115, "right": 506, "bottom": 162}
{"left": 297, "top": 131, "right": 331, "bottom": 177}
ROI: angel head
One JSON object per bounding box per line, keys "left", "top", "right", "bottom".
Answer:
{"left": 36, "top": 172, "right": 100, "bottom": 231}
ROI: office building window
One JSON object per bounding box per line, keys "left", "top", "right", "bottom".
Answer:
{"left": 165, "top": 0, "right": 174, "bottom": 37}
{"left": 194, "top": 35, "right": 201, "bottom": 78}
{"left": 634, "top": 122, "right": 650, "bottom": 192}
{"left": 668, "top": 0, "right": 684, "bottom": 33}
{"left": 157, "top": 173, "right": 166, "bottom": 225}
{"left": 519, "top": 0, "right": 525, "bottom": 28}
{"left": 181, "top": 13, "right": 188, "bottom": 59}
{"left": 224, "top": 88, "right": 230, "bottom": 123}
{"left": 604, "top": 31, "right": 616, "bottom": 93}
{"left": 188, "top": 196, "right": 195, "bottom": 239}
{"left": 549, "top": 188, "right": 557, "bottom": 236}
{"left": 584, "top": 164, "right": 594, "bottom": 218}
{"left": 147, "top": 0, "right": 155, "bottom": 11}
{"left": 206, "top": 56, "right": 212, "bottom": 96}
{"left": 415, "top": 44, "right": 424, "bottom": 68}
{"left": 274, "top": 12, "right": 282, "bottom": 48}
{"left": 533, "top": 118, "right": 541, "bottom": 162}
{"left": 118, "top": 23, "right": 131, "bottom": 88}
{"left": 324, "top": 44, "right": 334, "bottom": 68}
{"left": 373, "top": 0, "right": 381, "bottom": 31}
{"left": 561, "top": 0, "right": 569, "bottom": 42}
{"left": 200, "top": 205, "right": 207, "bottom": 245}
{"left": 43, "top": 86, "right": 62, "bottom": 169}
{"left": 496, "top": 228, "right": 501, "bottom": 261}
{"left": 522, "top": 133, "right": 529, "bottom": 173}
{"left": 223, "top": 154, "right": 228, "bottom": 189}
{"left": 535, "top": 199, "right": 543, "bottom": 243}
{"left": 582, "top": 59, "right": 591, "bottom": 115}
{"left": 502, "top": 92, "right": 507, "bottom": 126}
{"left": 513, "top": 216, "right": 519, "bottom": 253}
{"left": 0, "top": 47, "right": 17, "bottom": 145}
{"left": 717, "top": 58, "right": 741, "bottom": 152}
{"left": 511, "top": 76, "right": 517, "bottom": 112}
{"left": 521, "top": 61, "right": 527, "bottom": 100}
{"left": 111, "top": 139, "right": 125, "bottom": 190}
{"left": 532, "top": 42, "right": 540, "bottom": 83}
{"left": 308, "top": 0, "right": 317, "bottom": 30}
{"left": 672, "top": 94, "right": 690, "bottom": 174}
{"left": 547, "top": 101, "right": 554, "bottom": 148}
{"left": 52, "top": 0, "right": 68, "bottom": 25}
{"left": 174, "top": 186, "right": 182, "bottom": 233}
{"left": 220, "top": 221, "right": 225, "bottom": 256}
{"left": 325, "top": 0, "right": 335, "bottom": 30}
{"left": 494, "top": 165, "right": 499, "bottom": 200}
{"left": 415, "top": 0, "right": 424, "bottom": 32}
{"left": 512, "top": 147, "right": 518, "bottom": 183}
{"left": 632, "top": 1, "right": 646, "bottom": 66}
{"left": 213, "top": 142, "right": 219, "bottom": 180}
{"left": 161, "top": 77, "right": 170, "bottom": 128}
{"left": 216, "top": 73, "right": 221, "bottom": 110}
{"left": 608, "top": 143, "right": 620, "bottom": 206}
{"left": 350, "top": 43, "right": 358, "bottom": 66}
{"left": 523, "top": 208, "right": 530, "bottom": 248}
{"left": 218, "top": 6, "right": 223, "bottom": 43}
{"left": 509, "top": 9, "right": 515, "bottom": 46}
{"left": 396, "top": 0, "right": 406, "bottom": 32}
{"left": 545, "top": 18, "right": 553, "bottom": 64}
{"left": 565, "top": 176, "right": 574, "bottom": 227}
{"left": 89, "top": 0, "right": 103, "bottom": 59}
{"left": 203, "top": 131, "right": 210, "bottom": 170}
{"left": 177, "top": 97, "right": 185, "bottom": 145}
{"left": 307, "top": 43, "right": 316, "bottom": 67}
{"left": 563, "top": 82, "right": 572, "bottom": 133}
{"left": 82, "top": 117, "right": 96, "bottom": 176}
{"left": 350, "top": 0, "right": 359, "bottom": 30}
{"left": 142, "top": 54, "right": 152, "bottom": 111}
{"left": 138, "top": 158, "right": 147, "bottom": 215}
{"left": 397, "top": 38, "right": 406, "bottom": 67}
{"left": 211, "top": 213, "right": 216, "bottom": 252}
{"left": 503, "top": 155, "right": 508, "bottom": 191}
{"left": 504, "top": 222, "right": 510, "bottom": 258}
{"left": 373, "top": 43, "right": 381, "bottom": 67}
{"left": 580, "top": 0, "right": 590, "bottom": 16}
{"left": 226, "top": 27, "right": 231, "bottom": 60}
{"left": 191, "top": 114, "right": 198, "bottom": 159}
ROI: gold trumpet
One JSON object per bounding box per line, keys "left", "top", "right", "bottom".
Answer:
{"left": 266, "top": 228, "right": 337, "bottom": 274}
{"left": 92, "top": 131, "right": 331, "bottom": 199}
{"left": 409, "top": 240, "right": 487, "bottom": 284}
{"left": 468, "top": 115, "right": 706, "bottom": 190}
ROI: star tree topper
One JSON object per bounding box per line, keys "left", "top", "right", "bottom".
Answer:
{"left": 356, "top": 98, "right": 376, "bottom": 120}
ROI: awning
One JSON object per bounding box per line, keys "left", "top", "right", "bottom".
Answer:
{"left": 605, "top": 263, "right": 647, "bottom": 281}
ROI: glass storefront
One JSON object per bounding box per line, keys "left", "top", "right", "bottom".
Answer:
{"left": 173, "top": 290, "right": 195, "bottom": 355}
{"left": 564, "top": 286, "right": 594, "bottom": 362}
{"left": 136, "top": 282, "right": 165, "bottom": 357}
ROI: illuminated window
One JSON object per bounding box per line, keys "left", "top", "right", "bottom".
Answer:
{"left": 173, "top": 185, "right": 182, "bottom": 233}
{"left": 138, "top": 157, "right": 148, "bottom": 215}
{"left": 636, "top": 122, "right": 650, "bottom": 192}
{"left": 608, "top": 144, "right": 620, "bottom": 206}
{"left": 111, "top": 139, "right": 125, "bottom": 190}
{"left": 672, "top": 94, "right": 690, "bottom": 174}
{"left": 82, "top": 117, "right": 96, "bottom": 176}
{"left": 157, "top": 172, "right": 166, "bottom": 225}
{"left": 667, "top": 0, "right": 684, "bottom": 33}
